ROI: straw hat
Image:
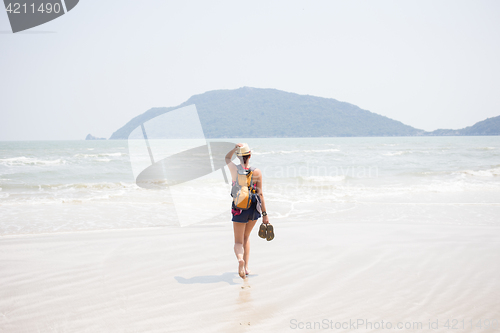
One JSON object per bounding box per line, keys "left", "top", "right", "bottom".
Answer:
{"left": 236, "top": 143, "right": 251, "bottom": 156}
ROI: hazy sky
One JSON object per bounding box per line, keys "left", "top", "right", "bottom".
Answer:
{"left": 1, "top": 0, "right": 499, "bottom": 140}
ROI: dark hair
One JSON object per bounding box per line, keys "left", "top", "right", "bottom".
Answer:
{"left": 242, "top": 154, "right": 251, "bottom": 164}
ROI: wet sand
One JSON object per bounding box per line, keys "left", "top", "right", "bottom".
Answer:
{"left": 0, "top": 220, "right": 499, "bottom": 332}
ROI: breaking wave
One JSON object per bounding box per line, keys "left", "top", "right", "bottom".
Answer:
{"left": 0, "top": 157, "right": 66, "bottom": 166}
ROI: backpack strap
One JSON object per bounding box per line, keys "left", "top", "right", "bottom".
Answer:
{"left": 246, "top": 171, "right": 252, "bottom": 187}
{"left": 247, "top": 167, "right": 256, "bottom": 188}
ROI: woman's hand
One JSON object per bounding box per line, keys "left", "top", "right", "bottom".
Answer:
{"left": 227, "top": 144, "right": 243, "bottom": 164}
{"left": 263, "top": 215, "right": 270, "bottom": 224}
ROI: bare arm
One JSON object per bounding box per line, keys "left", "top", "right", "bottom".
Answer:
{"left": 225, "top": 143, "right": 243, "bottom": 179}
{"left": 254, "top": 169, "right": 270, "bottom": 224}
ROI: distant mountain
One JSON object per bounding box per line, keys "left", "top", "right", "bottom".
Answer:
{"left": 427, "top": 116, "right": 500, "bottom": 136}
{"left": 109, "top": 87, "right": 423, "bottom": 139}
{"left": 109, "top": 87, "right": 499, "bottom": 139}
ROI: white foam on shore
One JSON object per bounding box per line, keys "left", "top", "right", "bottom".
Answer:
{"left": 456, "top": 166, "right": 500, "bottom": 177}
{"left": 253, "top": 148, "right": 340, "bottom": 155}
{"left": 300, "top": 175, "right": 346, "bottom": 182}
{"left": 73, "top": 152, "right": 125, "bottom": 158}
{"left": 0, "top": 156, "right": 66, "bottom": 166}
{"left": 382, "top": 150, "right": 411, "bottom": 156}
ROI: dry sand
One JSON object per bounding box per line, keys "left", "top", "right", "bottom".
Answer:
{"left": 1, "top": 220, "right": 499, "bottom": 332}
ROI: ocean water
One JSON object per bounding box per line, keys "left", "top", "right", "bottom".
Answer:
{"left": 0, "top": 137, "right": 499, "bottom": 235}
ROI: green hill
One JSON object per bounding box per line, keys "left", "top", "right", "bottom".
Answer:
{"left": 427, "top": 116, "right": 500, "bottom": 136}
{"left": 457, "top": 116, "right": 500, "bottom": 135}
{"left": 109, "top": 87, "right": 424, "bottom": 139}
{"left": 109, "top": 87, "right": 499, "bottom": 139}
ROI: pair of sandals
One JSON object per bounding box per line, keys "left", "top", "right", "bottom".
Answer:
{"left": 258, "top": 222, "right": 274, "bottom": 241}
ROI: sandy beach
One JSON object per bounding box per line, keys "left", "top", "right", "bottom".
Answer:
{"left": 1, "top": 217, "right": 499, "bottom": 333}
{"left": 1, "top": 137, "right": 499, "bottom": 332}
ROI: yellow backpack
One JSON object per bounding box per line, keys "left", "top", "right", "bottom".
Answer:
{"left": 232, "top": 165, "right": 256, "bottom": 210}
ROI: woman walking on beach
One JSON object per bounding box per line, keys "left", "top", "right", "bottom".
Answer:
{"left": 225, "top": 143, "right": 270, "bottom": 279}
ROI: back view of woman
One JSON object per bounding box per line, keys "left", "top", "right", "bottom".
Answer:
{"left": 225, "top": 143, "right": 270, "bottom": 278}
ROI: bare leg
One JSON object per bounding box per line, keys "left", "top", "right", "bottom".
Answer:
{"left": 243, "top": 219, "right": 258, "bottom": 275}
{"left": 233, "top": 222, "right": 246, "bottom": 278}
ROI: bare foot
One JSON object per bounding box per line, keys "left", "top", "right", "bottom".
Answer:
{"left": 245, "top": 267, "right": 252, "bottom": 275}
{"left": 238, "top": 259, "right": 246, "bottom": 279}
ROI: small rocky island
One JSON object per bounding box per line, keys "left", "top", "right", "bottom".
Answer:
{"left": 85, "top": 134, "right": 106, "bottom": 140}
